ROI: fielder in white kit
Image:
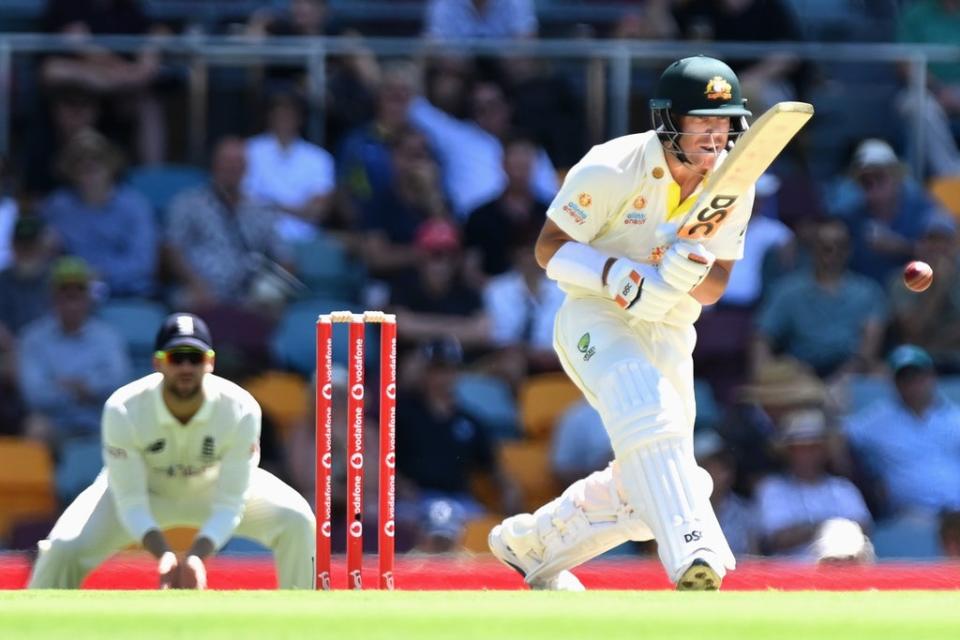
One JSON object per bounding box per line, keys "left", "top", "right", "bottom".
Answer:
{"left": 489, "top": 56, "right": 756, "bottom": 591}
{"left": 28, "top": 313, "right": 315, "bottom": 589}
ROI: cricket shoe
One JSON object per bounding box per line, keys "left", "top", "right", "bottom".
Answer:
{"left": 676, "top": 558, "right": 722, "bottom": 591}
{"left": 488, "top": 525, "right": 585, "bottom": 591}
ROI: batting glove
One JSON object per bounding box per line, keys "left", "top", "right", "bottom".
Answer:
{"left": 605, "top": 258, "right": 685, "bottom": 322}
{"left": 658, "top": 241, "right": 716, "bottom": 292}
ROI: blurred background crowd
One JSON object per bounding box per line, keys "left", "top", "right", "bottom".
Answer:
{"left": 1, "top": 0, "right": 960, "bottom": 565}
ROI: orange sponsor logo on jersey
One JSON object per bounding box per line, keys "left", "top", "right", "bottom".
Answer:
{"left": 578, "top": 192, "right": 592, "bottom": 208}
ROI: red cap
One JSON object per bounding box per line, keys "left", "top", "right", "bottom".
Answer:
{"left": 415, "top": 219, "right": 460, "bottom": 253}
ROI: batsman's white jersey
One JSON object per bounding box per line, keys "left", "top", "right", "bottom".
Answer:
{"left": 28, "top": 373, "right": 316, "bottom": 589}
{"left": 493, "top": 131, "right": 755, "bottom": 587}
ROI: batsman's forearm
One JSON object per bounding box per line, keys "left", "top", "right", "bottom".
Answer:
{"left": 690, "top": 260, "right": 732, "bottom": 306}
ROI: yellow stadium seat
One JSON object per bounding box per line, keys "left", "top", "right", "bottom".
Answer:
{"left": 244, "top": 371, "right": 309, "bottom": 441}
{"left": 0, "top": 437, "right": 57, "bottom": 542}
{"left": 498, "top": 441, "right": 558, "bottom": 513}
{"left": 929, "top": 176, "right": 960, "bottom": 218}
{"left": 461, "top": 514, "right": 501, "bottom": 553}
{"left": 518, "top": 372, "right": 583, "bottom": 440}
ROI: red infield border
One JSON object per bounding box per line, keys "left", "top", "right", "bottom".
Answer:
{"left": 2, "top": 554, "right": 960, "bottom": 590}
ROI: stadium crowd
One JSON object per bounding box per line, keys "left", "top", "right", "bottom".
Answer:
{"left": 2, "top": 0, "right": 960, "bottom": 565}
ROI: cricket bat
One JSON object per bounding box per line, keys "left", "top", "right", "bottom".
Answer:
{"left": 667, "top": 101, "right": 814, "bottom": 242}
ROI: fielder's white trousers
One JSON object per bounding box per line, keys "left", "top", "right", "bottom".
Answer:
{"left": 28, "top": 468, "right": 316, "bottom": 589}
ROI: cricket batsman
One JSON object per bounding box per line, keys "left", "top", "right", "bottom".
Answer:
{"left": 28, "top": 313, "right": 316, "bottom": 589}
{"left": 489, "top": 55, "right": 755, "bottom": 591}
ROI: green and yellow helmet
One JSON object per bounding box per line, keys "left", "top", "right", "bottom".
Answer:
{"left": 650, "top": 55, "right": 752, "bottom": 163}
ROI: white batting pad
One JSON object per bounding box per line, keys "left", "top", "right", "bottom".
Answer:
{"left": 593, "top": 359, "right": 733, "bottom": 583}
{"left": 493, "top": 464, "right": 654, "bottom": 585}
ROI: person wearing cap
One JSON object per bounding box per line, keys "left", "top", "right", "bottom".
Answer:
{"left": 28, "top": 312, "right": 315, "bottom": 589}
{"left": 489, "top": 56, "right": 757, "bottom": 591}
{"left": 845, "top": 344, "right": 960, "bottom": 516}
{"left": 40, "top": 130, "right": 159, "bottom": 298}
{"left": 17, "top": 256, "right": 131, "bottom": 452}
{"left": 828, "top": 138, "right": 938, "bottom": 285}
{"left": 389, "top": 219, "right": 491, "bottom": 350}
{"left": 0, "top": 217, "right": 54, "bottom": 337}
{"left": 754, "top": 407, "right": 871, "bottom": 558}
{"left": 889, "top": 214, "right": 960, "bottom": 371}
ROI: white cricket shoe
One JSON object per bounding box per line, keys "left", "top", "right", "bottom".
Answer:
{"left": 488, "top": 524, "right": 586, "bottom": 591}
{"left": 676, "top": 558, "right": 722, "bottom": 591}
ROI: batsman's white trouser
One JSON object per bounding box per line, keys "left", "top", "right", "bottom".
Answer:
{"left": 550, "top": 295, "right": 733, "bottom": 582}
{"left": 28, "top": 468, "right": 315, "bottom": 589}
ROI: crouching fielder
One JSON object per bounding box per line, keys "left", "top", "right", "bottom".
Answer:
{"left": 489, "top": 56, "right": 755, "bottom": 591}
{"left": 29, "top": 313, "right": 315, "bottom": 589}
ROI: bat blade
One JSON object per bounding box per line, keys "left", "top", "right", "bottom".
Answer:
{"left": 677, "top": 101, "right": 814, "bottom": 241}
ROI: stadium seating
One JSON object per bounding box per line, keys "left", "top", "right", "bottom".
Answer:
{"left": 454, "top": 373, "right": 519, "bottom": 441}
{"left": 871, "top": 514, "right": 942, "bottom": 559}
{"left": 54, "top": 437, "right": 103, "bottom": 504}
{"left": 97, "top": 299, "right": 170, "bottom": 376}
{"left": 244, "top": 370, "right": 309, "bottom": 441}
{"left": 269, "top": 297, "right": 359, "bottom": 375}
{"left": 461, "top": 514, "right": 502, "bottom": 553}
{"left": 929, "top": 176, "right": 960, "bottom": 218}
{"left": 125, "top": 164, "right": 208, "bottom": 221}
{"left": 497, "top": 440, "right": 557, "bottom": 513}
{"left": 517, "top": 372, "right": 582, "bottom": 440}
{"left": 0, "top": 437, "right": 57, "bottom": 544}
{"left": 292, "top": 235, "right": 365, "bottom": 300}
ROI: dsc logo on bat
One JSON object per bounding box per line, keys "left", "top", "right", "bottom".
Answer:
{"left": 684, "top": 194, "right": 735, "bottom": 239}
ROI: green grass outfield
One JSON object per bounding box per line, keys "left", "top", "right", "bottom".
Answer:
{"left": 2, "top": 591, "right": 959, "bottom": 640}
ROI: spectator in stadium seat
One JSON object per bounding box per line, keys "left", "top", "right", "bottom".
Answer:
{"left": 550, "top": 399, "right": 612, "bottom": 490}
{"left": 0, "top": 155, "right": 17, "bottom": 271}
{"left": 465, "top": 136, "right": 550, "bottom": 283}
{"left": 39, "top": 0, "right": 168, "bottom": 164}
{"left": 22, "top": 86, "right": 102, "bottom": 200}
{"left": 41, "top": 130, "right": 159, "bottom": 299}
{"left": 244, "top": 91, "right": 336, "bottom": 245}
{"left": 424, "top": 0, "right": 538, "bottom": 40}
{"left": 752, "top": 218, "right": 888, "bottom": 379}
{"left": 358, "top": 127, "right": 451, "bottom": 282}
{"left": 0, "top": 217, "right": 55, "bottom": 337}
{"left": 888, "top": 214, "right": 960, "bottom": 372}
{"left": 396, "top": 336, "right": 521, "bottom": 552}
{"left": 409, "top": 78, "right": 558, "bottom": 219}
{"left": 165, "top": 136, "right": 292, "bottom": 312}
{"left": 755, "top": 408, "right": 871, "bottom": 558}
{"left": 895, "top": 0, "right": 960, "bottom": 176}
{"left": 672, "top": 0, "right": 809, "bottom": 109}
{"left": 829, "top": 139, "right": 936, "bottom": 285}
{"left": 694, "top": 430, "right": 757, "bottom": 557}
{"left": 17, "top": 257, "right": 131, "bottom": 451}
{"left": 940, "top": 510, "right": 960, "bottom": 557}
{"left": 845, "top": 345, "right": 960, "bottom": 516}
{"left": 338, "top": 61, "right": 419, "bottom": 218}
{"left": 388, "top": 219, "right": 491, "bottom": 352}
{"left": 481, "top": 237, "right": 563, "bottom": 386}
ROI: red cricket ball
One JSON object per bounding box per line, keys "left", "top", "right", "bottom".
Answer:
{"left": 903, "top": 260, "right": 934, "bottom": 292}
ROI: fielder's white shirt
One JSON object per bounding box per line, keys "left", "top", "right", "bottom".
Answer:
{"left": 546, "top": 130, "right": 755, "bottom": 326}
{"left": 102, "top": 373, "right": 261, "bottom": 548}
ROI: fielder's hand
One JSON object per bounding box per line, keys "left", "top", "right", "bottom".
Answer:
{"left": 178, "top": 555, "right": 208, "bottom": 590}
{"left": 158, "top": 551, "right": 179, "bottom": 590}
{"left": 658, "top": 241, "right": 715, "bottom": 292}
{"left": 605, "top": 258, "right": 685, "bottom": 322}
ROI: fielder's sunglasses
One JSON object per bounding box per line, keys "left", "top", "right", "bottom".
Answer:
{"left": 155, "top": 349, "right": 215, "bottom": 365}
